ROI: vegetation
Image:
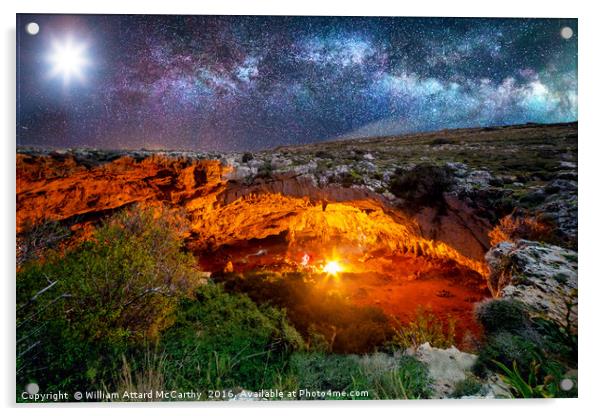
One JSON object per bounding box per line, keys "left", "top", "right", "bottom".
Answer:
{"left": 17, "top": 219, "right": 71, "bottom": 267}
{"left": 474, "top": 299, "right": 528, "bottom": 335}
{"left": 160, "top": 283, "right": 304, "bottom": 392}
{"left": 493, "top": 359, "right": 560, "bottom": 398}
{"left": 16, "top": 205, "right": 435, "bottom": 401}
{"left": 391, "top": 307, "right": 456, "bottom": 349}
{"left": 357, "top": 355, "right": 432, "bottom": 399}
{"left": 256, "top": 160, "right": 274, "bottom": 179}
{"left": 473, "top": 297, "right": 577, "bottom": 398}
{"left": 451, "top": 375, "right": 483, "bottom": 398}
{"left": 291, "top": 353, "right": 363, "bottom": 393}
{"left": 290, "top": 353, "right": 432, "bottom": 400}
{"left": 485, "top": 251, "right": 523, "bottom": 297}
{"left": 17, "top": 206, "right": 204, "bottom": 394}
{"left": 389, "top": 164, "right": 455, "bottom": 211}
{"left": 212, "top": 271, "right": 394, "bottom": 353}
{"left": 489, "top": 211, "right": 556, "bottom": 246}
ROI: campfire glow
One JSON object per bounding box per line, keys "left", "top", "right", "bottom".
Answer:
{"left": 323, "top": 260, "right": 343, "bottom": 275}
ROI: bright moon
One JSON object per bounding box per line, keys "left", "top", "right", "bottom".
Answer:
{"left": 560, "top": 26, "right": 573, "bottom": 40}
{"left": 47, "top": 38, "right": 90, "bottom": 85}
{"left": 26, "top": 22, "right": 39, "bottom": 35}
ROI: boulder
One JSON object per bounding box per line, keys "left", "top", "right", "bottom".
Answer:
{"left": 486, "top": 240, "right": 577, "bottom": 329}
{"left": 405, "top": 342, "right": 477, "bottom": 398}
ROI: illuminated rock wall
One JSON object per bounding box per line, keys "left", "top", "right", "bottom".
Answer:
{"left": 17, "top": 154, "right": 489, "bottom": 275}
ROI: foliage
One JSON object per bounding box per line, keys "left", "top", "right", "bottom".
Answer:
{"left": 489, "top": 211, "right": 556, "bottom": 246}
{"left": 290, "top": 353, "right": 363, "bottom": 394}
{"left": 391, "top": 307, "right": 456, "bottom": 349}
{"left": 357, "top": 354, "right": 432, "bottom": 399}
{"left": 429, "top": 138, "right": 453, "bottom": 146}
{"left": 531, "top": 292, "right": 578, "bottom": 367}
{"left": 160, "top": 283, "right": 304, "bottom": 392}
{"left": 473, "top": 331, "right": 541, "bottom": 378}
{"left": 493, "top": 359, "right": 565, "bottom": 398}
{"left": 17, "top": 219, "right": 71, "bottom": 267}
{"left": 213, "top": 271, "right": 393, "bottom": 353}
{"left": 473, "top": 295, "right": 577, "bottom": 398}
{"left": 112, "top": 348, "right": 167, "bottom": 401}
{"left": 451, "top": 375, "right": 483, "bottom": 398}
{"left": 256, "top": 161, "right": 274, "bottom": 179}
{"left": 16, "top": 205, "right": 204, "bottom": 394}
{"left": 289, "top": 352, "right": 431, "bottom": 400}
{"left": 389, "top": 164, "right": 455, "bottom": 210}
{"left": 338, "top": 170, "right": 364, "bottom": 187}
{"left": 474, "top": 299, "right": 529, "bottom": 335}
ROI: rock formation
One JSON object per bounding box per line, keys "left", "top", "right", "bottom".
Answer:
{"left": 486, "top": 240, "right": 577, "bottom": 330}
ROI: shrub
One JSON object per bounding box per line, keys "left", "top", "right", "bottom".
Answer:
{"left": 532, "top": 314, "right": 577, "bottom": 366}
{"left": 358, "top": 354, "right": 432, "bottom": 399}
{"left": 213, "top": 271, "right": 393, "bottom": 354}
{"left": 473, "top": 331, "right": 541, "bottom": 377}
{"left": 391, "top": 307, "right": 456, "bottom": 349}
{"left": 112, "top": 349, "right": 167, "bottom": 401}
{"left": 388, "top": 164, "right": 455, "bottom": 210}
{"left": 474, "top": 299, "right": 529, "bottom": 335}
{"left": 16, "top": 205, "right": 204, "bottom": 393}
{"left": 429, "top": 138, "right": 453, "bottom": 146}
{"left": 493, "top": 358, "right": 572, "bottom": 398}
{"left": 241, "top": 152, "right": 254, "bottom": 163}
{"left": 489, "top": 212, "right": 556, "bottom": 246}
{"left": 291, "top": 353, "right": 363, "bottom": 394}
{"left": 338, "top": 170, "right": 364, "bottom": 187}
{"left": 256, "top": 161, "right": 273, "bottom": 179}
{"left": 315, "top": 150, "right": 333, "bottom": 159}
{"left": 160, "top": 283, "right": 304, "bottom": 392}
{"left": 17, "top": 220, "right": 71, "bottom": 267}
{"left": 451, "top": 375, "right": 483, "bottom": 398}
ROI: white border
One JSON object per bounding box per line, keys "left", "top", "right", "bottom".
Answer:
{"left": 2, "top": 1, "right": 600, "bottom": 415}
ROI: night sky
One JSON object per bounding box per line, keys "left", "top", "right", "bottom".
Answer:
{"left": 16, "top": 14, "right": 577, "bottom": 151}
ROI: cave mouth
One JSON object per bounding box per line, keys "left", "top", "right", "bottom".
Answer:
{"left": 191, "top": 194, "right": 491, "bottom": 352}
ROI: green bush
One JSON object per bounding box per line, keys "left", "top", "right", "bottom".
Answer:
{"left": 288, "top": 352, "right": 431, "bottom": 400}
{"left": 360, "top": 355, "right": 432, "bottom": 399}
{"left": 531, "top": 316, "right": 577, "bottom": 366}
{"left": 451, "top": 375, "right": 483, "bottom": 398}
{"left": 473, "top": 331, "right": 542, "bottom": 377}
{"left": 474, "top": 299, "right": 529, "bottom": 335}
{"left": 291, "top": 353, "right": 363, "bottom": 393}
{"left": 388, "top": 164, "right": 455, "bottom": 210}
{"left": 391, "top": 307, "right": 456, "bottom": 349}
{"left": 256, "top": 161, "right": 273, "bottom": 179}
{"left": 160, "top": 283, "right": 304, "bottom": 392}
{"left": 17, "top": 219, "right": 71, "bottom": 267}
{"left": 16, "top": 205, "right": 204, "bottom": 394}
{"left": 430, "top": 138, "right": 453, "bottom": 146}
{"left": 213, "top": 271, "right": 393, "bottom": 353}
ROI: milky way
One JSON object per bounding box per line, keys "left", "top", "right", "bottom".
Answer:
{"left": 17, "top": 14, "right": 577, "bottom": 151}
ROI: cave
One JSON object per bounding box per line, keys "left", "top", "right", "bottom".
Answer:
{"left": 17, "top": 154, "right": 493, "bottom": 351}
{"left": 187, "top": 185, "right": 492, "bottom": 350}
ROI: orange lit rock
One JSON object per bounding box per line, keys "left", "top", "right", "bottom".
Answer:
{"left": 17, "top": 154, "right": 489, "bottom": 276}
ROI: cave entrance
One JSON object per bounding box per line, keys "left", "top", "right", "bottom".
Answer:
{"left": 191, "top": 193, "right": 490, "bottom": 351}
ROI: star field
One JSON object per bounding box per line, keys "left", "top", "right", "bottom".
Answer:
{"left": 17, "top": 15, "right": 578, "bottom": 151}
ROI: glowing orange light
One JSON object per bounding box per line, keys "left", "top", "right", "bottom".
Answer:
{"left": 323, "top": 260, "right": 342, "bottom": 275}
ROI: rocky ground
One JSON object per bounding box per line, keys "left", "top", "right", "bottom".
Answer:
{"left": 17, "top": 121, "right": 577, "bottom": 244}
{"left": 17, "top": 121, "right": 578, "bottom": 399}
